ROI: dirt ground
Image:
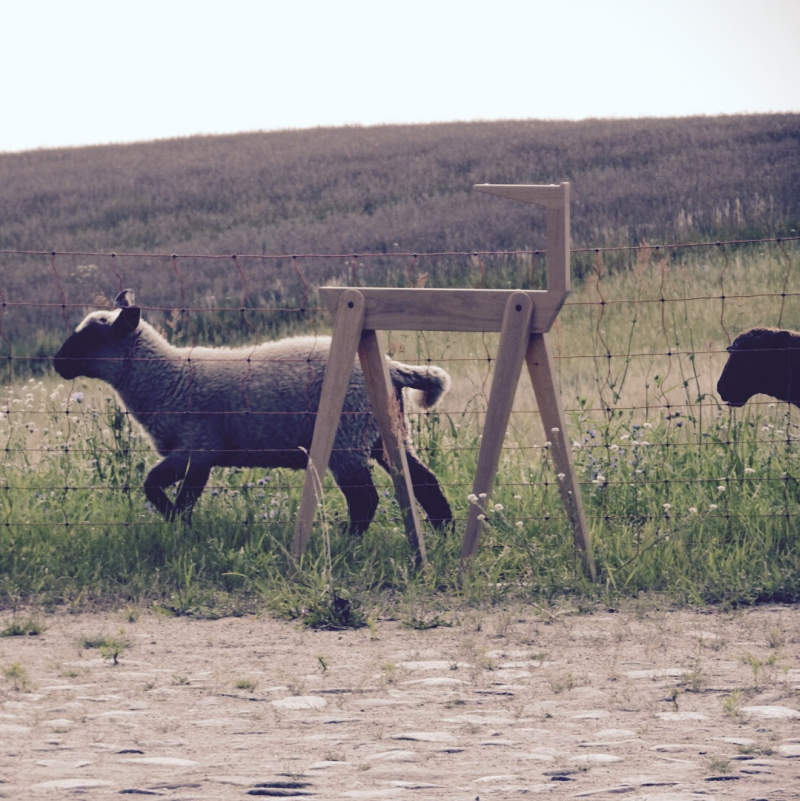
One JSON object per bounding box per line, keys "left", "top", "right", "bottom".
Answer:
{"left": 1, "top": 603, "right": 799, "bottom": 800}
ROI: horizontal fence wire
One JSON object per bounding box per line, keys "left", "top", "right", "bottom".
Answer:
{"left": 2, "top": 234, "right": 800, "bottom": 535}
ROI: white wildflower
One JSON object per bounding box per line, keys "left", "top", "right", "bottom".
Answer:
{"left": 556, "top": 472, "right": 566, "bottom": 481}
{"left": 663, "top": 503, "right": 671, "bottom": 512}
{"left": 493, "top": 503, "right": 504, "bottom": 512}
{"left": 688, "top": 507, "right": 698, "bottom": 514}
{"left": 744, "top": 467, "right": 755, "bottom": 475}
{"left": 550, "top": 426, "right": 560, "bottom": 433}
{"left": 467, "top": 493, "right": 479, "bottom": 504}
{"left": 709, "top": 503, "right": 718, "bottom": 511}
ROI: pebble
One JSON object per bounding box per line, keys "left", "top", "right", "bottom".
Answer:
{"left": 741, "top": 705, "right": 800, "bottom": 719}
{"left": 390, "top": 731, "right": 455, "bottom": 742}
{"left": 270, "top": 695, "right": 327, "bottom": 710}
{"left": 655, "top": 711, "right": 707, "bottom": 721}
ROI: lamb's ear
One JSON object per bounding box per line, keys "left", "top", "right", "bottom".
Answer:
{"left": 115, "top": 289, "right": 136, "bottom": 308}
{"left": 113, "top": 305, "right": 141, "bottom": 335}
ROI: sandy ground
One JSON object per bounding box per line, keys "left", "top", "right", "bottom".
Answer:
{"left": 1, "top": 603, "right": 799, "bottom": 800}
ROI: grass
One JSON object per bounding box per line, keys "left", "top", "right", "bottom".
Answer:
{"left": 2, "top": 243, "right": 799, "bottom": 617}
{"left": 1, "top": 115, "right": 799, "bottom": 618}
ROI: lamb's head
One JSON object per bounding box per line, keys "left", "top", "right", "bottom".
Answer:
{"left": 717, "top": 328, "right": 799, "bottom": 407}
{"left": 53, "top": 289, "right": 141, "bottom": 381}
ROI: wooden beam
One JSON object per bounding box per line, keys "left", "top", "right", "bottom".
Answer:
{"left": 292, "top": 289, "right": 365, "bottom": 561}
{"left": 318, "top": 287, "right": 566, "bottom": 334}
{"left": 461, "top": 292, "right": 534, "bottom": 561}
{"left": 474, "top": 182, "right": 568, "bottom": 210}
{"left": 358, "top": 329, "right": 426, "bottom": 565}
{"left": 525, "top": 333, "right": 596, "bottom": 580}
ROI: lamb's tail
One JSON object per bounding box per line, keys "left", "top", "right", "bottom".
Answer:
{"left": 388, "top": 362, "right": 451, "bottom": 409}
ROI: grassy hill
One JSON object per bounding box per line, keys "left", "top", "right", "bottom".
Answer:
{"left": 2, "top": 113, "right": 799, "bottom": 372}
{"left": 2, "top": 114, "right": 798, "bottom": 255}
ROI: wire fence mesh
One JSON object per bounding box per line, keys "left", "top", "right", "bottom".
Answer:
{"left": 2, "top": 235, "right": 799, "bottom": 540}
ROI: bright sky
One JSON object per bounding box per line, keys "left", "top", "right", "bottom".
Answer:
{"left": 3, "top": 0, "right": 799, "bottom": 153}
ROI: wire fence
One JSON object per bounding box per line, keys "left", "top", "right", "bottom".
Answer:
{"left": 2, "top": 234, "right": 800, "bottom": 536}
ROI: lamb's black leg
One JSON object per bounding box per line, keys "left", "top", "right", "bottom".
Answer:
{"left": 173, "top": 455, "right": 213, "bottom": 520}
{"left": 333, "top": 465, "right": 379, "bottom": 536}
{"left": 405, "top": 452, "right": 452, "bottom": 530}
{"left": 144, "top": 454, "right": 189, "bottom": 520}
{"left": 374, "top": 450, "right": 452, "bottom": 531}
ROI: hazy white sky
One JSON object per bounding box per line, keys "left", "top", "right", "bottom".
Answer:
{"left": 3, "top": 0, "right": 799, "bottom": 153}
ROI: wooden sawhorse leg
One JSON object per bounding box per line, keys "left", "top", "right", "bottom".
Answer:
{"left": 526, "top": 333, "right": 596, "bottom": 579}
{"left": 461, "top": 292, "right": 534, "bottom": 560}
{"left": 460, "top": 294, "right": 596, "bottom": 579}
{"left": 292, "top": 289, "right": 426, "bottom": 566}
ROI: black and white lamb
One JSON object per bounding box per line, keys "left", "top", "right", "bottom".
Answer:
{"left": 53, "top": 290, "right": 453, "bottom": 534}
{"left": 717, "top": 327, "right": 800, "bottom": 408}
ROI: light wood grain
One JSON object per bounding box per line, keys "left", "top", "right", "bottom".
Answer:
{"left": 318, "top": 287, "right": 566, "bottom": 333}
{"left": 292, "top": 289, "right": 365, "bottom": 561}
{"left": 358, "top": 330, "right": 426, "bottom": 564}
{"left": 461, "top": 293, "right": 534, "bottom": 560}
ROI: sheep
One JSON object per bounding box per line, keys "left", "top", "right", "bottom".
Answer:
{"left": 717, "top": 327, "right": 800, "bottom": 408}
{"left": 53, "top": 289, "right": 453, "bottom": 536}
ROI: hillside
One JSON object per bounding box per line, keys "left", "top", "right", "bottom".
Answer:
{"left": 1, "top": 113, "right": 799, "bottom": 371}
{"left": 1, "top": 114, "right": 798, "bottom": 255}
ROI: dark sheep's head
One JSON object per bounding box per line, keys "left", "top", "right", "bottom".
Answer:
{"left": 53, "top": 290, "right": 141, "bottom": 381}
{"left": 717, "top": 328, "right": 798, "bottom": 407}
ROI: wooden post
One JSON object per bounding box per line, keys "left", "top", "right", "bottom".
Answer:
{"left": 461, "top": 292, "right": 533, "bottom": 559}
{"left": 292, "top": 289, "right": 365, "bottom": 561}
{"left": 526, "top": 333, "right": 596, "bottom": 580}
{"left": 357, "top": 329, "right": 426, "bottom": 565}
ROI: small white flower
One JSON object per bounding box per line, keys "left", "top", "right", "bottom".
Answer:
{"left": 550, "top": 426, "right": 560, "bottom": 433}
{"left": 709, "top": 503, "right": 718, "bottom": 511}
{"left": 556, "top": 472, "right": 566, "bottom": 481}
{"left": 467, "top": 493, "right": 479, "bottom": 504}
{"left": 663, "top": 503, "right": 671, "bottom": 512}
{"left": 478, "top": 492, "right": 487, "bottom": 500}
{"left": 744, "top": 467, "right": 755, "bottom": 475}
{"left": 476, "top": 513, "right": 486, "bottom": 521}
{"left": 717, "top": 484, "right": 726, "bottom": 493}
{"left": 609, "top": 444, "right": 619, "bottom": 452}
{"left": 515, "top": 521, "right": 524, "bottom": 529}
{"left": 493, "top": 503, "right": 504, "bottom": 512}
{"left": 544, "top": 440, "right": 552, "bottom": 448}
{"left": 688, "top": 507, "right": 698, "bottom": 514}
